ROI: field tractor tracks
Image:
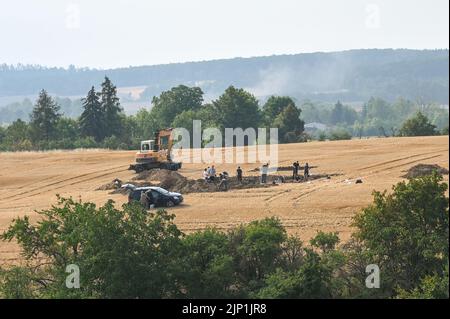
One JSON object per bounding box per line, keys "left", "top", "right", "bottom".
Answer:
{"left": 356, "top": 150, "right": 446, "bottom": 171}
{"left": 1, "top": 165, "right": 129, "bottom": 203}
{"left": 363, "top": 154, "right": 443, "bottom": 177}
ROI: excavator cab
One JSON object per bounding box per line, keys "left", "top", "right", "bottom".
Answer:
{"left": 140, "top": 140, "right": 155, "bottom": 152}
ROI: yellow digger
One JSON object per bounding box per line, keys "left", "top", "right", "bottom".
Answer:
{"left": 129, "top": 128, "right": 182, "bottom": 173}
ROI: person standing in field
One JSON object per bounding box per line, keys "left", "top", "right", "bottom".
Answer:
{"left": 304, "top": 162, "right": 310, "bottom": 180}
{"left": 292, "top": 161, "right": 300, "bottom": 181}
{"left": 236, "top": 166, "right": 243, "bottom": 183}
{"left": 261, "top": 163, "right": 269, "bottom": 184}
{"left": 210, "top": 165, "right": 217, "bottom": 182}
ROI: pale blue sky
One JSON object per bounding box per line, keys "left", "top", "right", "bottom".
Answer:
{"left": 1, "top": 0, "right": 448, "bottom": 68}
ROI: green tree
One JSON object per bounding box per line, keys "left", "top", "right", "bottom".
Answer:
{"left": 0, "top": 266, "right": 35, "bottom": 299}
{"left": 272, "top": 104, "right": 305, "bottom": 143}
{"left": 55, "top": 117, "right": 80, "bottom": 140}
{"left": 352, "top": 173, "right": 449, "bottom": 295}
{"left": 229, "top": 217, "right": 286, "bottom": 291}
{"left": 212, "top": 86, "right": 261, "bottom": 132}
{"left": 330, "top": 101, "right": 344, "bottom": 125}
{"left": 365, "top": 97, "right": 391, "bottom": 120}
{"left": 1, "top": 198, "right": 184, "bottom": 298}
{"left": 330, "top": 101, "right": 357, "bottom": 125}
{"left": 3, "top": 119, "right": 31, "bottom": 150}
{"left": 256, "top": 250, "right": 332, "bottom": 299}
{"left": 310, "top": 231, "right": 340, "bottom": 253}
{"left": 151, "top": 85, "right": 204, "bottom": 129}
{"left": 100, "top": 77, "right": 123, "bottom": 138}
{"left": 79, "top": 86, "right": 104, "bottom": 141}
{"left": 30, "top": 89, "right": 61, "bottom": 142}
{"left": 180, "top": 228, "right": 235, "bottom": 298}
{"left": 262, "top": 96, "right": 296, "bottom": 126}
{"left": 396, "top": 269, "right": 449, "bottom": 299}
{"left": 399, "top": 111, "right": 437, "bottom": 136}
{"left": 130, "top": 108, "right": 157, "bottom": 140}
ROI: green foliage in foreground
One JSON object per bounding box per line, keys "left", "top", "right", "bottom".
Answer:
{"left": 1, "top": 173, "right": 448, "bottom": 299}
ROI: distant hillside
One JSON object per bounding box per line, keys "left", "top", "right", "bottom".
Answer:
{"left": 0, "top": 49, "right": 448, "bottom": 104}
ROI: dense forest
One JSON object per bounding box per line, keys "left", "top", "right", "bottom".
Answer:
{"left": 0, "top": 77, "right": 448, "bottom": 152}
{"left": 1, "top": 49, "right": 448, "bottom": 104}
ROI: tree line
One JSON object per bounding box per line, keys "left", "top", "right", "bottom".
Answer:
{"left": 302, "top": 97, "right": 448, "bottom": 139}
{"left": 0, "top": 78, "right": 448, "bottom": 152}
{"left": 0, "top": 80, "right": 306, "bottom": 151}
{"left": 1, "top": 172, "right": 448, "bottom": 298}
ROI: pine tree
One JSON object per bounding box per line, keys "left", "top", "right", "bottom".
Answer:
{"left": 100, "top": 77, "right": 123, "bottom": 137}
{"left": 30, "top": 89, "right": 61, "bottom": 142}
{"left": 330, "top": 101, "right": 344, "bottom": 125}
{"left": 80, "top": 86, "right": 104, "bottom": 141}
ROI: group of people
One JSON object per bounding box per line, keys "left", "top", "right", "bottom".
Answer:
{"left": 292, "top": 161, "right": 310, "bottom": 181}
{"left": 203, "top": 165, "right": 217, "bottom": 182}
{"left": 200, "top": 161, "right": 311, "bottom": 187}
{"left": 203, "top": 165, "right": 230, "bottom": 190}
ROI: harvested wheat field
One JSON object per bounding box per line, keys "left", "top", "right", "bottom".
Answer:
{"left": 0, "top": 136, "right": 448, "bottom": 265}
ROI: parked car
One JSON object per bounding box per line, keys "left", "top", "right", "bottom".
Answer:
{"left": 122, "top": 184, "right": 184, "bottom": 207}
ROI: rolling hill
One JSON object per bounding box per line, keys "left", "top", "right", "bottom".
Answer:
{"left": 1, "top": 49, "right": 448, "bottom": 104}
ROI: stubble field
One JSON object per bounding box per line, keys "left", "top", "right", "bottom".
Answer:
{"left": 0, "top": 136, "right": 448, "bottom": 265}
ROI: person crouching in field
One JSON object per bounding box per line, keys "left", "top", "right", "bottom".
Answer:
{"left": 203, "top": 168, "right": 209, "bottom": 181}
{"left": 218, "top": 172, "right": 229, "bottom": 191}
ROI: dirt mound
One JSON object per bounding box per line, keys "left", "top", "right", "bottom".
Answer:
{"left": 132, "top": 169, "right": 188, "bottom": 191}
{"left": 403, "top": 164, "right": 449, "bottom": 179}
{"left": 96, "top": 178, "right": 123, "bottom": 191}
{"left": 130, "top": 169, "right": 276, "bottom": 193}
{"left": 103, "top": 169, "right": 340, "bottom": 195}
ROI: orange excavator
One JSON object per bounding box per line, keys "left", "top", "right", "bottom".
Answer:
{"left": 129, "top": 128, "right": 182, "bottom": 173}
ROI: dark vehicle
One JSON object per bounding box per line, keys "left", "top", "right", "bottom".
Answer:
{"left": 122, "top": 184, "right": 184, "bottom": 207}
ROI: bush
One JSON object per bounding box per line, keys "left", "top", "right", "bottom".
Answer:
{"left": 399, "top": 112, "right": 437, "bottom": 137}
{"left": 318, "top": 131, "right": 327, "bottom": 141}
{"left": 329, "top": 129, "right": 352, "bottom": 141}
{"left": 102, "top": 135, "right": 120, "bottom": 149}
{"left": 74, "top": 136, "right": 98, "bottom": 149}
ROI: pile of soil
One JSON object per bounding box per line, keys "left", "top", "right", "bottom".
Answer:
{"left": 132, "top": 169, "right": 189, "bottom": 191}
{"left": 131, "top": 169, "right": 337, "bottom": 194}
{"left": 403, "top": 164, "right": 449, "bottom": 179}
{"left": 99, "top": 168, "right": 339, "bottom": 195}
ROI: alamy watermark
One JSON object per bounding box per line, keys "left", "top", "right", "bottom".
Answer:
{"left": 170, "top": 120, "right": 279, "bottom": 169}
{"left": 65, "top": 264, "right": 80, "bottom": 289}
{"left": 65, "top": 2, "right": 81, "bottom": 30}
{"left": 365, "top": 4, "right": 381, "bottom": 29}
{"left": 365, "top": 264, "right": 380, "bottom": 288}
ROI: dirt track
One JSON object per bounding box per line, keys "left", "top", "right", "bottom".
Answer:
{"left": 0, "top": 136, "right": 448, "bottom": 265}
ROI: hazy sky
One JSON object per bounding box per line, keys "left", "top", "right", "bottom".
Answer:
{"left": 1, "top": 0, "right": 448, "bottom": 68}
